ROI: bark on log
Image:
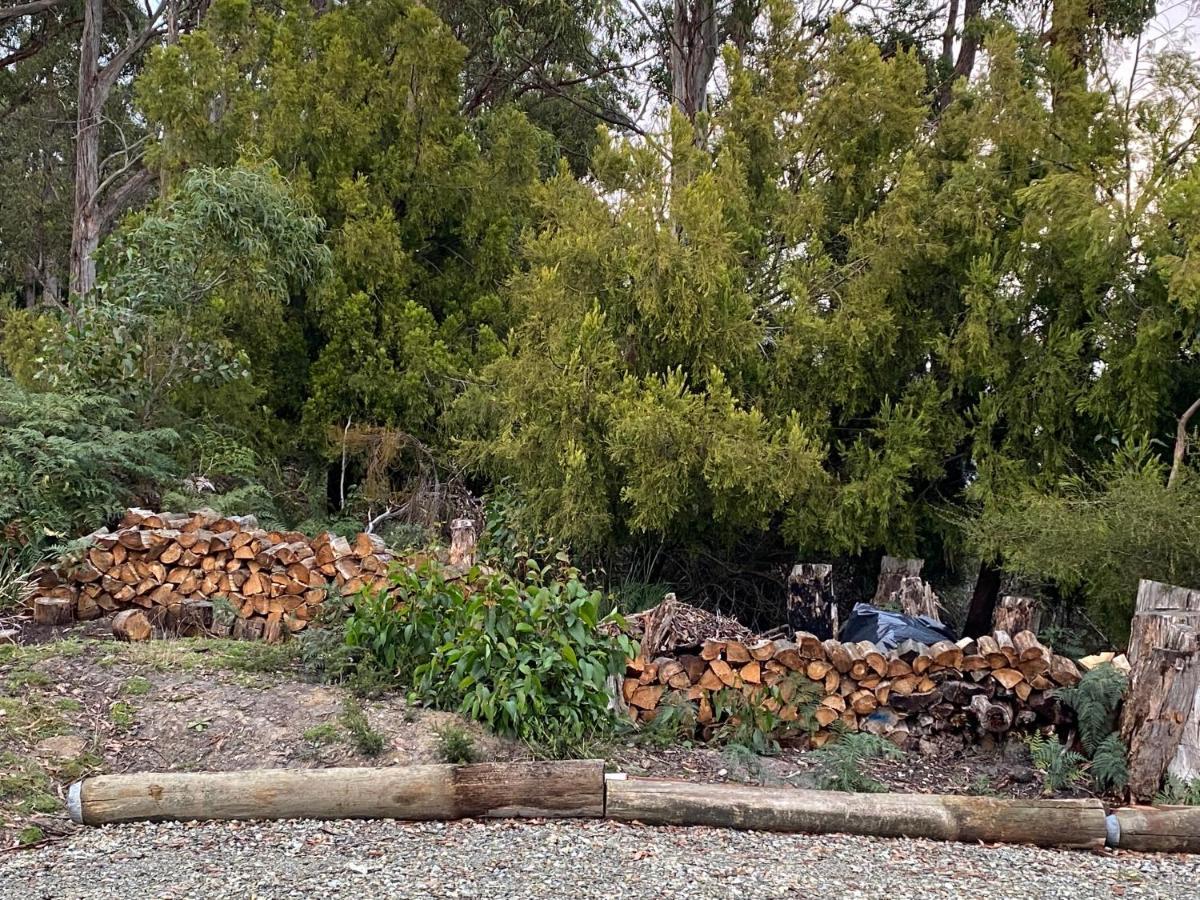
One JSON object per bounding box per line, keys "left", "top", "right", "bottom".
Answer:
{"left": 33, "top": 597, "right": 74, "bottom": 625}
{"left": 786, "top": 564, "right": 837, "bottom": 640}
{"left": 1120, "top": 579, "right": 1200, "bottom": 800}
{"left": 69, "top": 761, "right": 606, "bottom": 825}
{"left": 1110, "top": 806, "right": 1200, "bottom": 854}
{"left": 604, "top": 778, "right": 1106, "bottom": 850}
{"left": 448, "top": 518, "right": 476, "bottom": 568}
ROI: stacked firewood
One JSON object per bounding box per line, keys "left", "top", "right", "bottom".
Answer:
{"left": 28, "top": 509, "right": 393, "bottom": 641}
{"left": 622, "top": 629, "right": 1083, "bottom": 748}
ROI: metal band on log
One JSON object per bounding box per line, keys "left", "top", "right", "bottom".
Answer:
{"left": 68, "top": 760, "right": 605, "bottom": 826}
{"left": 604, "top": 777, "right": 1108, "bottom": 850}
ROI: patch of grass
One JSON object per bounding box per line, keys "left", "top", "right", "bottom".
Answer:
{"left": 0, "top": 695, "right": 72, "bottom": 742}
{"left": 17, "top": 825, "right": 45, "bottom": 846}
{"left": 0, "top": 751, "right": 58, "bottom": 814}
{"left": 109, "top": 701, "right": 135, "bottom": 730}
{"left": 6, "top": 668, "right": 51, "bottom": 689}
{"left": 121, "top": 675, "right": 153, "bottom": 696}
{"left": 302, "top": 723, "right": 340, "bottom": 745}
{"left": 0, "top": 638, "right": 85, "bottom": 666}
{"left": 100, "top": 637, "right": 295, "bottom": 675}
{"left": 340, "top": 699, "right": 385, "bottom": 756}
{"left": 966, "top": 774, "right": 996, "bottom": 796}
{"left": 55, "top": 698, "right": 83, "bottom": 712}
{"left": 433, "top": 724, "right": 479, "bottom": 764}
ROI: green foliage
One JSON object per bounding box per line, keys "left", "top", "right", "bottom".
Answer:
{"left": 0, "top": 543, "right": 42, "bottom": 613}
{"left": 340, "top": 699, "right": 386, "bottom": 756}
{"left": 1053, "top": 663, "right": 1129, "bottom": 755}
{"left": 301, "top": 723, "right": 340, "bottom": 746}
{"left": 347, "top": 562, "right": 635, "bottom": 756}
{"left": 433, "top": 724, "right": 480, "bottom": 764}
{"left": 711, "top": 675, "right": 820, "bottom": 756}
{"left": 1027, "top": 733, "right": 1087, "bottom": 794}
{"left": 0, "top": 378, "right": 177, "bottom": 548}
{"left": 969, "top": 452, "right": 1200, "bottom": 642}
{"left": 812, "top": 732, "right": 903, "bottom": 793}
{"left": 1089, "top": 733, "right": 1130, "bottom": 794}
{"left": 634, "top": 693, "right": 698, "bottom": 749}
{"left": 1155, "top": 775, "right": 1200, "bottom": 806}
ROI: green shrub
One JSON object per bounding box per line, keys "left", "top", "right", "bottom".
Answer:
{"left": 1027, "top": 733, "right": 1087, "bottom": 793}
{"left": 812, "top": 732, "right": 903, "bottom": 792}
{"left": 711, "top": 675, "right": 820, "bottom": 756}
{"left": 0, "top": 378, "right": 177, "bottom": 548}
{"left": 340, "top": 699, "right": 385, "bottom": 756}
{"left": 346, "top": 561, "right": 635, "bottom": 756}
{"left": 433, "top": 724, "right": 479, "bottom": 764}
{"left": 1089, "top": 732, "right": 1130, "bottom": 793}
{"left": 0, "top": 543, "right": 42, "bottom": 613}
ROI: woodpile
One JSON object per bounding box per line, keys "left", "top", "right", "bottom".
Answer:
{"left": 622, "top": 626, "right": 1083, "bottom": 748}
{"left": 27, "top": 509, "right": 395, "bottom": 642}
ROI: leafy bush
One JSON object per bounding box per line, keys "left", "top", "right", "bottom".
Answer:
{"left": 1053, "top": 663, "right": 1128, "bottom": 755}
{"left": 812, "top": 732, "right": 903, "bottom": 793}
{"left": 1027, "top": 733, "right": 1087, "bottom": 793}
{"left": 0, "top": 378, "right": 177, "bottom": 548}
{"left": 0, "top": 544, "right": 42, "bottom": 613}
{"left": 969, "top": 449, "right": 1200, "bottom": 643}
{"left": 711, "top": 675, "right": 820, "bottom": 756}
{"left": 345, "top": 562, "right": 635, "bottom": 756}
{"left": 433, "top": 724, "right": 479, "bottom": 764}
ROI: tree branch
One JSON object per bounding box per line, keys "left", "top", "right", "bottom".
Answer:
{"left": 1168, "top": 396, "right": 1200, "bottom": 489}
{"left": 0, "top": 0, "right": 66, "bottom": 23}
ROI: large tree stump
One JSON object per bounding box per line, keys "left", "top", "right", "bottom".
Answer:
{"left": 787, "top": 564, "right": 837, "bottom": 640}
{"left": 872, "top": 557, "right": 923, "bottom": 605}
{"left": 992, "top": 595, "right": 1041, "bottom": 635}
{"left": 1119, "top": 579, "right": 1200, "bottom": 800}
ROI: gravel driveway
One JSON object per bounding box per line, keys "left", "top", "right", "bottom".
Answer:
{"left": 4, "top": 819, "right": 1198, "bottom": 899}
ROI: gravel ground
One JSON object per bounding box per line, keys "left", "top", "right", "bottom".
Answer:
{"left": 3, "top": 819, "right": 1198, "bottom": 899}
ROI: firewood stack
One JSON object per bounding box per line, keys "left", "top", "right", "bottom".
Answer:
{"left": 621, "top": 628, "right": 1083, "bottom": 748}
{"left": 28, "top": 509, "right": 394, "bottom": 642}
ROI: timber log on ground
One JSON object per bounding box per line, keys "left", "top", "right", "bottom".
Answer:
{"left": 67, "top": 765, "right": 1200, "bottom": 852}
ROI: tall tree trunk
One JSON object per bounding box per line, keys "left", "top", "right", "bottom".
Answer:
{"left": 69, "top": 0, "right": 102, "bottom": 298}
{"left": 963, "top": 559, "right": 1003, "bottom": 637}
{"left": 934, "top": 0, "right": 983, "bottom": 113}
{"left": 670, "top": 0, "right": 718, "bottom": 122}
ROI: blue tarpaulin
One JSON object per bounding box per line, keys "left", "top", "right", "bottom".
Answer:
{"left": 839, "top": 602, "right": 956, "bottom": 649}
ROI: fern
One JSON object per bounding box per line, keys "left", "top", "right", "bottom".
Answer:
{"left": 1088, "top": 732, "right": 1129, "bottom": 793}
{"left": 1053, "top": 663, "right": 1127, "bottom": 755}
{"left": 813, "top": 732, "right": 903, "bottom": 793}
{"left": 1155, "top": 775, "right": 1200, "bottom": 806}
{"left": 1028, "top": 733, "right": 1087, "bottom": 793}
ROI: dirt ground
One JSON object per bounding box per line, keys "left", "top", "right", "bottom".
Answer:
{"left": 1, "top": 617, "right": 1075, "bottom": 849}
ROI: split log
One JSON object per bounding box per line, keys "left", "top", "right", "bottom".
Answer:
{"left": 604, "top": 778, "right": 1107, "bottom": 850}
{"left": 968, "top": 694, "right": 1014, "bottom": 734}
{"left": 1120, "top": 579, "right": 1200, "bottom": 801}
{"left": 786, "top": 564, "right": 837, "bottom": 641}
{"left": 112, "top": 609, "right": 152, "bottom": 642}
{"left": 69, "top": 761, "right": 605, "bottom": 825}
{"left": 896, "top": 576, "right": 941, "bottom": 622}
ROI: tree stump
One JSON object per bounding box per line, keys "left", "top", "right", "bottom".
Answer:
{"left": 33, "top": 597, "right": 74, "bottom": 626}
{"left": 897, "top": 576, "right": 941, "bottom": 622}
{"left": 787, "top": 564, "right": 837, "bottom": 640}
{"left": 992, "top": 596, "right": 1041, "bottom": 635}
{"left": 1119, "top": 579, "right": 1200, "bottom": 800}
{"left": 449, "top": 518, "right": 476, "bottom": 567}
{"left": 112, "top": 609, "right": 153, "bottom": 642}
{"left": 873, "top": 557, "right": 923, "bottom": 606}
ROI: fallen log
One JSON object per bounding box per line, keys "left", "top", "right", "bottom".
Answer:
{"left": 1109, "top": 806, "right": 1200, "bottom": 854}
{"left": 604, "top": 777, "right": 1107, "bottom": 850}
{"left": 68, "top": 761, "right": 605, "bottom": 825}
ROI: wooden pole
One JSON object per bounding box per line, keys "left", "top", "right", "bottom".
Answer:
{"left": 1110, "top": 806, "right": 1200, "bottom": 854}
{"left": 68, "top": 760, "right": 605, "bottom": 826}
{"left": 1120, "top": 579, "right": 1200, "bottom": 800}
{"left": 604, "top": 777, "right": 1108, "bottom": 850}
